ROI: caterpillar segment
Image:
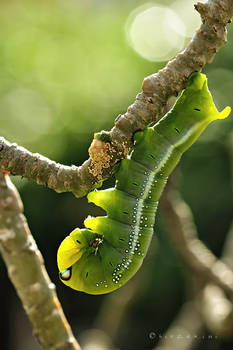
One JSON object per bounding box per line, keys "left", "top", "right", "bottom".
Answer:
{"left": 57, "top": 73, "right": 230, "bottom": 295}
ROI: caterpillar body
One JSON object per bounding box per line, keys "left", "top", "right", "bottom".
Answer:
{"left": 57, "top": 73, "right": 230, "bottom": 295}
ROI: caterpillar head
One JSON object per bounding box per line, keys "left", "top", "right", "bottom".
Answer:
{"left": 57, "top": 228, "right": 98, "bottom": 277}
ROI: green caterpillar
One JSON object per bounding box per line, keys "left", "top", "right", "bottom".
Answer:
{"left": 57, "top": 73, "right": 230, "bottom": 295}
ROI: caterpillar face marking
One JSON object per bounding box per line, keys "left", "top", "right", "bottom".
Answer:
{"left": 89, "top": 237, "right": 103, "bottom": 250}
{"left": 57, "top": 73, "right": 231, "bottom": 295}
{"left": 60, "top": 267, "right": 72, "bottom": 281}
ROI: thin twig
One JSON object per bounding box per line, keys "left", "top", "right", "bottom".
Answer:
{"left": 94, "top": 240, "right": 156, "bottom": 342}
{"left": 199, "top": 131, "right": 233, "bottom": 338}
{"left": 1, "top": 0, "right": 233, "bottom": 198}
{"left": 199, "top": 226, "right": 233, "bottom": 338}
{"left": 202, "top": 283, "right": 233, "bottom": 338}
{"left": 154, "top": 300, "right": 204, "bottom": 350}
{"left": 0, "top": 172, "right": 81, "bottom": 350}
{"left": 160, "top": 184, "right": 233, "bottom": 301}
{"left": 158, "top": 185, "right": 233, "bottom": 341}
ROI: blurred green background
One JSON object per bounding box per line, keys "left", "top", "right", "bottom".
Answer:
{"left": 0, "top": 0, "right": 233, "bottom": 349}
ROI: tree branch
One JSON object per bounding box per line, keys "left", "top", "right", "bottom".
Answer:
{"left": 0, "top": 172, "right": 81, "bottom": 350}
{"left": 199, "top": 131, "right": 233, "bottom": 338}
{"left": 154, "top": 300, "right": 204, "bottom": 350}
{"left": 202, "top": 283, "right": 233, "bottom": 338}
{"left": 160, "top": 185, "right": 233, "bottom": 301}
{"left": 0, "top": 137, "right": 92, "bottom": 198}
{"left": 1, "top": 0, "right": 233, "bottom": 198}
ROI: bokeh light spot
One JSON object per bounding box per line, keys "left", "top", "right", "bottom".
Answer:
{"left": 125, "top": 4, "right": 185, "bottom": 62}
{"left": 1, "top": 87, "right": 52, "bottom": 144}
{"left": 171, "top": 0, "right": 201, "bottom": 38}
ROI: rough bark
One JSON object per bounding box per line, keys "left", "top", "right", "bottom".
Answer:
{"left": 1, "top": 0, "right": 233, "bottom": 198}
{"left": 0, "top": 172, "right": 81, "bottom": 350}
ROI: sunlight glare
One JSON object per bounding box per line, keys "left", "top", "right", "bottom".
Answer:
{"left": 125, "top": 4, "right": 185, "bottom": 62}
{"left": 171, "top": 0, "right": 201, "bottom": 38}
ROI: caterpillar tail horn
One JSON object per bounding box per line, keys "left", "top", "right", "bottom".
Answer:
{"left": 57, "top": 73, "right": 231, "bottom": 295}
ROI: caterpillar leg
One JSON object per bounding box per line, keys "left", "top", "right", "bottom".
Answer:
{"left": 57, "top": 73, "right": 231, "bottom": 295}
{"left": 57, "top": 216, "right": 154, "bottom": 294}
